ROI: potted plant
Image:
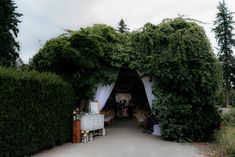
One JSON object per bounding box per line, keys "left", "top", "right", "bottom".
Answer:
{"left": 73, "top": 108, "right": 85, "bottom": 121}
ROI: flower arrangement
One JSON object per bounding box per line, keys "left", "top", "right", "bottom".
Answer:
{"left": 72, "top": 108, "right": 84, "bottom": 120}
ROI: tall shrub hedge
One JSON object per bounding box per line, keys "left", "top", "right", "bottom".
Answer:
{"left": 132, "top": 18, "right": 223, "bottom": 142}
{"left": 0, "top": 68, "right": 76, "bottom": 157}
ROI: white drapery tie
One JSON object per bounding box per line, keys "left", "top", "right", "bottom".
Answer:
{"left": 141, "top": 76, "right": 155, "bottom": 109}
{"left": 94, "top": 83, "right": 115, "bottom": 111}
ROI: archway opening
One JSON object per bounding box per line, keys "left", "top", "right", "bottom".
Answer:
{"left": 100, "top": 66, "right": 151, "bottom": 128}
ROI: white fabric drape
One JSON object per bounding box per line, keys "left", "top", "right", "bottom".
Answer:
{"left": 94, "top": 83, "right": 115, "bottom": 111}
{"left": 141, "top": 76, "right": 155, "bottom": 109}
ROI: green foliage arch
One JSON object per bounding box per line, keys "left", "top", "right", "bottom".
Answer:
{"left": 132, "top": 18, "right": 223, "bottom": 142}
{"left": 31, "top": 18, "right": 223, "bottom": 142}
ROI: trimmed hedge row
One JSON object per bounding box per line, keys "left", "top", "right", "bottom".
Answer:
{"left": 0, "top": 68, "right": 76, "bottom": 157}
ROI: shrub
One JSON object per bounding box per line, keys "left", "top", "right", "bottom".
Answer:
{"left": 214, "top": 111, "right": 235, "bottom": 156}
{"left": 216, "top": 127, "right": 235, "bottom": 156}
{"left": 221, "top": 110, "right": 235, "bottom": 127}
{"left": 31, "top": 25, "right": 120, "bottom": 101}
{"left": 0, "top": 67, "right": 76, "bottom": 157}
{"left": 133, "top": 18, "right": 222, "bottom": 142}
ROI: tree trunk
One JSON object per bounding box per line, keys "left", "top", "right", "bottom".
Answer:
{"left": 79, "top": 99, "right": 86, "bottom": 111}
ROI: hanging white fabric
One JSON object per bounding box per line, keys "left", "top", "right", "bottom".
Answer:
{"left": 141, "top": 76, "right": 155, "bottom": 109}
{"left": 94, "top": 83, "right": 115, "bottom": 111}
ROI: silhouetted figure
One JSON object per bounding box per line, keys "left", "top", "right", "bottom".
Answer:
{"left": 127, "top": 100, "right": 134, "bottom": 119}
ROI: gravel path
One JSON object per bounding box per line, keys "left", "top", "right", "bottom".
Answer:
{"left": 32, "top": 119, "right": 206, "bottom": 157}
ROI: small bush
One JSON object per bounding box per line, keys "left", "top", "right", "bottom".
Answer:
{"left": 215, "top": 127, "right": 235, "bottom": 157}
{"left": 221, "top": 110, "right": 235, "bottom": 127}
{"left": 215, "top": 111, "right": 235, "bottom": 156}
{"left": 0, "top": 68, "right": 76, "bottom": 157}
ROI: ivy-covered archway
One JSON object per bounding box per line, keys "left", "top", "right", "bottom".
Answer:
{"left": 31, "top": 17, "right": 223, "bottom": 142}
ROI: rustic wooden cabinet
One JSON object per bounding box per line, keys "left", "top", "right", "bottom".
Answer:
{"left": 81, "top": 114, "right": 104, "bottom": 131}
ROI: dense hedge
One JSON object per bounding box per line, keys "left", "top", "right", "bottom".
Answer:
{"left": 31, "top": 25, "right": 121, "bottom": 101}
{"left": 0, "top": 68, "right": 76, "bottom": 157}
{"left": 132, "top": 18, "right": 223, "bottom": 142}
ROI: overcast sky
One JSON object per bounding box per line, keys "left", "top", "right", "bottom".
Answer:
{"left": 15, "top": 0, "right": 235, "bottom": 63}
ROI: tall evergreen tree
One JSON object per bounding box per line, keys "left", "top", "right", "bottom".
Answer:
{"left": 118, "top": 19, "right": 129, "bottom": 33}
{"left": 0, "top": 0, "right": 22, "bottom": 67}
{"left": 212, "top": 0, "right": 235, "bottom": 107}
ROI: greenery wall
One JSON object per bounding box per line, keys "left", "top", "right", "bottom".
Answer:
{"left": 0, "top": 68, "right": 76, "bottom": 157}
{"left": 31, "top": 18, "right": 223, "bottom": 142}
{"left": 31, "top": 25, "right": 125, "bottom": 101}
{"left": 132, "top": 18, "right": 223, "bottom": 142}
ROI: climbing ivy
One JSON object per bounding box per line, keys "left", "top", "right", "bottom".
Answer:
{"left": 31, "top": 24, "right": 122, "bottom": 100}
{"left": 132, "top": 18, "right": 223, "bottom": 142}
{"left": 31, "top": 18, "right": 223, "bottom": 142}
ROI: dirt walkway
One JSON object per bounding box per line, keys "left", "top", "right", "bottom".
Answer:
{"left": 32, "top": 119, "right": 206, "bottom": 157}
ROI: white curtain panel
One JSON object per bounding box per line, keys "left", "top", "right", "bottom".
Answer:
{"left": 141, "top": 76, "right": 155, "bottom": 109}
{"left": 94, "top": 83, "right": 115, "bottom": 111}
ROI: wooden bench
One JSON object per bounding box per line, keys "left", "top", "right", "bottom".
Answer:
{"left": 101, "top": 109, "right": 115, "bottom": 126}
{"left": 133, "top": 110, "right": 148, "bottom": 127}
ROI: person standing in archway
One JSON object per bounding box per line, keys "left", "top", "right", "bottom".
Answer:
{"left": 127, "top": 99, "right": 134, "bottom": 119}
{"left": 122, "top": 100, "right": 128, "bottom": 118}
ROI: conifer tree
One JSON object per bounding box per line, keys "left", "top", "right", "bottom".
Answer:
{"left": 118, "top": 19, "right": 129, "bottom": 33}
{"left": 0, "top": 0, "right": 22, "bottom": 67}
{"left": 212, "top": 0, "right": 235, "bottom": 106}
